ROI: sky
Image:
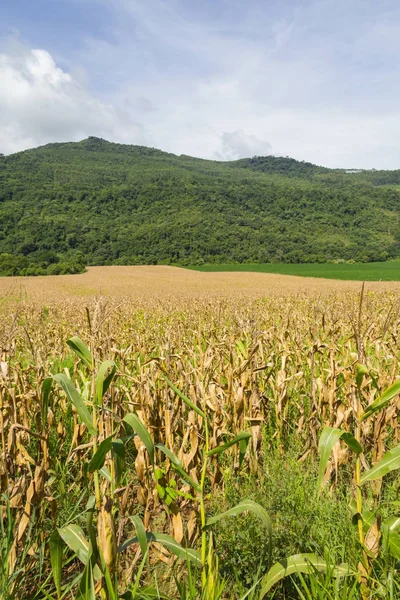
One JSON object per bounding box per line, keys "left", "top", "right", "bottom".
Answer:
{"left": 1, "top": 0, "right": 400, "bottom": 168}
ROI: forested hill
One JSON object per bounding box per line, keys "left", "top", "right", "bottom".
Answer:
{"left": 1, "top": 136, "right": 400, "bottom": 275}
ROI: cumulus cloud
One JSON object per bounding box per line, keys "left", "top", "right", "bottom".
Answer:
{"left": 3, "top": 0, "right": 400, "bottom": 167}
{"left": 0, "top": 43, "right": 146, "bottom": 154}
{"left": 217, "top": 130, "right": 272, "bottom": 160}
{"left": 89, "top": 0, "right": 400, "bottom": 168}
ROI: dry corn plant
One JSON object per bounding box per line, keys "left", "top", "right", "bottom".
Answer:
{"left": 0, "top": 290, "right": 400, "bottom": 597}
{"left": 316, "top": 366, "right": 400, "bottom": 599}
{"left": 41, "top": 335, "right": 273, "bottom": 600}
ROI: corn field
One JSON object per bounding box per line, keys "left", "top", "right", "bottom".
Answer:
{"left": 1, "top": 288, "right": 400, "bottom": 599}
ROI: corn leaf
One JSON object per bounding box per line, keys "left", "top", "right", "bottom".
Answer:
{"left": 162, "top": 374, "right": 206, "bottom": 419}
{"left": 123, "top": 413, "right": 154, "bottom": 464}
{"left": 77, "top": 561, "right": 96, "bottom": 600}
{"left": 53, "top": 373, "right": 96, "bottom": 435}
{"left": 340, "top": 432, "right": 363, "bottom": 455}
{"left": 360, "top": 445, "right": 400, "bottom": 484}
{"left": 67, "top": 337, "right": 93, "bottom": 370}
{"left": 206, "top": 431, "right": 251, "bottom": 457}
{"left": 355, "top": 364, "right": 368, "bottom": 390}
{"left": 112, "top": 438, "right": 125, "bottom": 484}
{"left": 361, "top": 379, "right": 400, "bottom": 421}
{"left": 317, "top": 427, "right": 362, "bottom": 492}
{"left": 156, "top": 443, "right": 201, "bottom": 492}
{"left": 58, "top": 524, "right": 102, "bottom": 581}
{"left": 382, "top": 516, "right": 400, "bottom": 532}
{"left": 87, "top": 434, "right": 114, "bottom": 472}
{"left": 384, "top": 530, "right": 400, "bottom": 559}
{"left": 49, "top": 530, "right": 64, "bottom": 599}
{"left": 317, "top": 428, "right": 343, "bottom": 491}
{"left": 95, "top": 360, "right": 116, "bottom": 405}
{"left": 99, "top": 466, "right": 112, "bottom": 481}
{"left": 381, "top": 515, "right": 400, "bottom": 559}
{"left": 131, "top": 515, "right": 148, "bottom": 556}
{"left": 259, "top": 554, "right": 350, "bottom": 597}
{"left": 118, "top": 532, "right": 201, "bottom": 567}
{"left": 41, "top": 377, "right": 53, "bottom": 422}
{"left": 58, "top": 524, "right": 90, "bottom": 565}
{"left": 112, "top": 438, "right": 125, "bottom": 459}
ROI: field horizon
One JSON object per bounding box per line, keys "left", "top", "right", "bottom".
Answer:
{"left": 187, "top": 260, "right": 400, "bottom": 281}
{"left": 3, "top": 264, "right": 400, "bottom": 304}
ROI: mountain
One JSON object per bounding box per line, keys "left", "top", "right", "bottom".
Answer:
{"left": 1, "top": 136, "right": 400, "bottom": 275}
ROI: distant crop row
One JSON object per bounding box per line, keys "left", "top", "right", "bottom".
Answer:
{"left": 188, "top": 261, "right": 400, "bottom": 281}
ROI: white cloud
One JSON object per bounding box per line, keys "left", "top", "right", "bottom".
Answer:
{"left": 87, "top": 0, "right": 400, "bottom": 168}
{"left": 0, "top": 42, "right": 146, "bottom": 154}
{"left": 217, "top": 130, "right": 272, "bottom": 160}
{"left": 3, "top": 0, "right": 400, "bottom": 168}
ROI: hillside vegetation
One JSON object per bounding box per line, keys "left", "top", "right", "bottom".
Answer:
{"left": 1, "top": 136, "right": 400, "bottom": 274}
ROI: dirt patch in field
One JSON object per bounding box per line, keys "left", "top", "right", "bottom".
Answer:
{"left": 1, "top": 265, "right": 400, "bottom": 303}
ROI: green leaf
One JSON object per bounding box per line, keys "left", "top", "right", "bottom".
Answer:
{"left": 86, "top": 496, "right": 98, "bottom": 563}
{"left": 87, "top": 434, "right": 113, "bottom": 472}
{"left": 155, "top": 443, "right": 201, "bottom": 492}
{"left": 130, "top": 550, "right": 150, "bottom": 598}
{"left": 118, "top": 532, "right": 201, "bottom": 567}
{"left": 156, "top": 484, "right": 166, "bottom": 499}
{"left": 350, "top": 499, "right": 378, "bottom": 534}
{"left": 112, "top": 438, "right": 125, "bottom": 484}
{"left": 361, "top": 379, "right": 400, "bottom": 421}
{"left": 99, "top": 466, "right": 111, "bottom": 482}
{"left": 155, "top": 443, "right": 181, "bottom": 466}
{"left": 317, "top": 427, "right": 343, "bottom": 491}
{"left": 382, "top": 516, "right": 400, "bottom": 558}
{"left": 95, "top": 360, "right": 116, "bottom": 405}
{"left": 259, "top": 554, "right": 350, "bottom": 598}
{"left": 340, "top": 432, "right": 363, "bottom": 455}
{"left": 131, "top": 515, "right": 148, "bottom": 556}
{"left": 355, "top": 364, "right": 368, "bottom": 389}
{"left": 49, "top": 530, "right": 64, "bottom": 599}
{"left": 382, "top": 516, "right": 400, "bottom": 532}
{"left": 77, "top": 560, "right": 96, "bottom": 600}
{"left": 41, "top": 377, "right": 53, "bottom": 422}
{"left": 206, "top": 499, "right": 273, "bottom": 566}
{"left": 162, "top": 374, "right": 206, "bottom": 419}
{"left": 317, "top": 427, "right": 362, "bottom": 492}
{"left": 111, "top": 438, "right": 125, "bottom": 459}
{"left": 67, "top": 336, "right": 93, "bottom": 370}
{"left": 58, "top": 524, "right": 102, "bottom": 581}
{"left": 384, "top": 530, "right": 400, "bottom": 559}
{"left": 58, "top": 524, "right": 90, "bottom": 565}
{"left": 123, "top": 413, "right": 154, "bottom": 464}
{"left": 103, "top": 562, "right": 118, "bottom": 600}
{"left": 53, "top": 373, "right": 96, "bottom": 435}
{"left": 360, "top": 445, "right": 400, "bottom": 484}
{"left": 206, "top": 431, "right": 251, "bottom": 457}
{"left": 239, "top": 437, "right": 248, "bottom": 469}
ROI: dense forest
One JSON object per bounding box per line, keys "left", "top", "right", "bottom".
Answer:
{"left": 1, "top": 136, "right": 400, "bottom": 275}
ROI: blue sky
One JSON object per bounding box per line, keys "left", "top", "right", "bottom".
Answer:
{"left": 1, "top": 0, "right": 400, "bottom": 167}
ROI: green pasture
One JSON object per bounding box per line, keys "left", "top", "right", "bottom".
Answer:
{"left": 187, "top": 261, "right": 400, "bottom": 281}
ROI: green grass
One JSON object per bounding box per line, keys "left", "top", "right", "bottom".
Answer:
{"left": 186, "top": 261, "right": 400, "bottom": 281}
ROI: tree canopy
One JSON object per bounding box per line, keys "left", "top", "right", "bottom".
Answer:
{"left": 1, "top": 136, "right": 400, "bottom": 275}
